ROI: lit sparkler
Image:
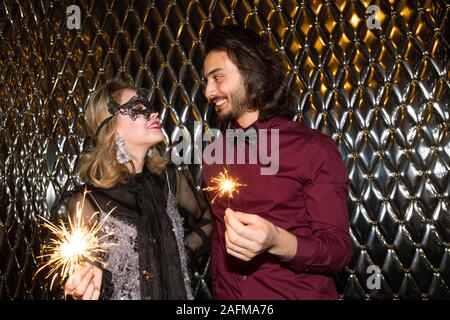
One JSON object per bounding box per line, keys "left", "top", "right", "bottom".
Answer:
{"left": 203, "top": 168, "right": 246, "bottom": 204}
{"left": 35, "top": 189, "right": 115, "bottom": 290}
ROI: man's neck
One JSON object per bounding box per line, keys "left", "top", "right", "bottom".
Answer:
{"left": 236, "top": 109, "right": 259, "bottom": 129}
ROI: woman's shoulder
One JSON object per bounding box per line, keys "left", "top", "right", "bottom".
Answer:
{"left": 62, "top": 184, "right": 87, "bottom": 205}
{"left": 63, "top": 183, "right": 108, "bottom": 213}
{"left": 48, "top": 184, "right": 98, "bottom": 221}
{"left": 165, "top": 161, "right": 178, "bottom": 173}
{"left": 162, "top": 161, "right": 178, "bottom": 190}
{"left": 161, "top": 162, "right": 194, "bottom": 194}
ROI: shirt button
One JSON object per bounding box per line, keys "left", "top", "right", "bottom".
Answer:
{"left": 143, "top": 270, "right": 151, "bottom": 280}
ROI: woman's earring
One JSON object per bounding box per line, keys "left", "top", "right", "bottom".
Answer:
{"left": 115, "top": 136, "right": 132, "bottom": 164}
{"left": 147, "top": 147, "right": 155, "bottom": 159}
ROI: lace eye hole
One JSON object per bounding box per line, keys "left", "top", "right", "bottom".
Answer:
{"left": 132, "top": 103, "right": 146, "bottom": 111}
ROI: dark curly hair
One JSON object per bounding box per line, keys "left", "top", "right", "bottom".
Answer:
{"left": 205, "top": 25, "right": 297, "bottom": 121}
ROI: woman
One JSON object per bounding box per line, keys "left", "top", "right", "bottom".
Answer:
{"left": 59, "top": 80, "right": 211, "bottom": 300}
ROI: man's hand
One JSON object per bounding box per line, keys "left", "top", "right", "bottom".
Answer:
{"left": 224, "top": 208, "right": 297, "bottom": 262}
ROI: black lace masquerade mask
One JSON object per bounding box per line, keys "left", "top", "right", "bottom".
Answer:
{"left": 95, "top": 90, "right": 157, "bottom": 138}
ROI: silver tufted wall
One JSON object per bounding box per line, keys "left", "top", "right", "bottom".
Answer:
{"left": 0, "top": 0, "right": 449, "bottom": 300}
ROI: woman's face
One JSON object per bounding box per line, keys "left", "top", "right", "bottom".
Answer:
{"left": 116, "top": 89, "right": 164, "bottom": 149}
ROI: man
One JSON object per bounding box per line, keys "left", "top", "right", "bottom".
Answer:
{"left": 201, "top": 25, "right": 352, "bottom": 299}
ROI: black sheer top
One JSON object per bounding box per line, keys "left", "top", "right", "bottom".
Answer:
{"left": 62, "top": 164, "right": 212, "bottom": 300}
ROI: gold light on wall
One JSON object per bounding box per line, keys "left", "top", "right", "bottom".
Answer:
{"left": 0, "top": 0, "right": 448, "bottom": 300}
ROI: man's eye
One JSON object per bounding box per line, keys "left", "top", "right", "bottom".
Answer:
{"left": 213, "top": 75, "right": 222, "bottom": 81}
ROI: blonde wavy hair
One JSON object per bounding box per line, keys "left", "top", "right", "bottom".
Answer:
{"left": 79, "top": 80, "right": 168, "bottom": 189}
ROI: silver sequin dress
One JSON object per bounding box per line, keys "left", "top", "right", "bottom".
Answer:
{"left": 95, "top": 170, "right": 193, "bottom": 300}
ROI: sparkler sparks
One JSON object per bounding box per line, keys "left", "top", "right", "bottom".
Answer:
{"left": 203, "top": 168, "right": 246, "bottom": 204}
{"left": 35, "top": 189, "right": 115, "bottom": 290}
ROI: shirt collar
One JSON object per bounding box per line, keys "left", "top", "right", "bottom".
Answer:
{"left": 230, "top": 116, "right": 284, "bottom": 131}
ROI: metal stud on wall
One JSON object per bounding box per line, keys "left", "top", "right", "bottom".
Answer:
{"left": 0, "top": 0, "right": 448, "bottom": 299}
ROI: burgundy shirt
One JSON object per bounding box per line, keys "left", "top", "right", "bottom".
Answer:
{"left": 202, "top": 116, "right": 352, "bottom": 300}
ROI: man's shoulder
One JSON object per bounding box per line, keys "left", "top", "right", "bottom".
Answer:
{"left": 278, "top": 118, "right": 335, "bottom": 146}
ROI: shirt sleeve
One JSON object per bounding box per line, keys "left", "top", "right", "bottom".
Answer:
{"left": 283, "top": 135, "right": 352, "bottom": 273}
{"left": 175, "top": 167, "right": 213, "bottom": 257}
{"left": 48, "top": 190, "right": 114, "bottom": 299}
{"left": 64, "top": 191, "right": 99, "bottom": 225}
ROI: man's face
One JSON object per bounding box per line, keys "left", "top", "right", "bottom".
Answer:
{"left": 203, "top": 50, "right": 249, "bottom": 123}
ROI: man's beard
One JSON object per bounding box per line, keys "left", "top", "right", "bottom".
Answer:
{"left": 217, "top": 86, "right": 249, "bottom": 125}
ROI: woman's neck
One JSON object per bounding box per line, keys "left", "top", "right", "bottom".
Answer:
{"left": 126, "top": 146, "right": 148, "bottom": 173}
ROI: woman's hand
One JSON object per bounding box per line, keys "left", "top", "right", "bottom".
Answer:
{"left": 64, "top": 264, "right": 103, "bottom": 300}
